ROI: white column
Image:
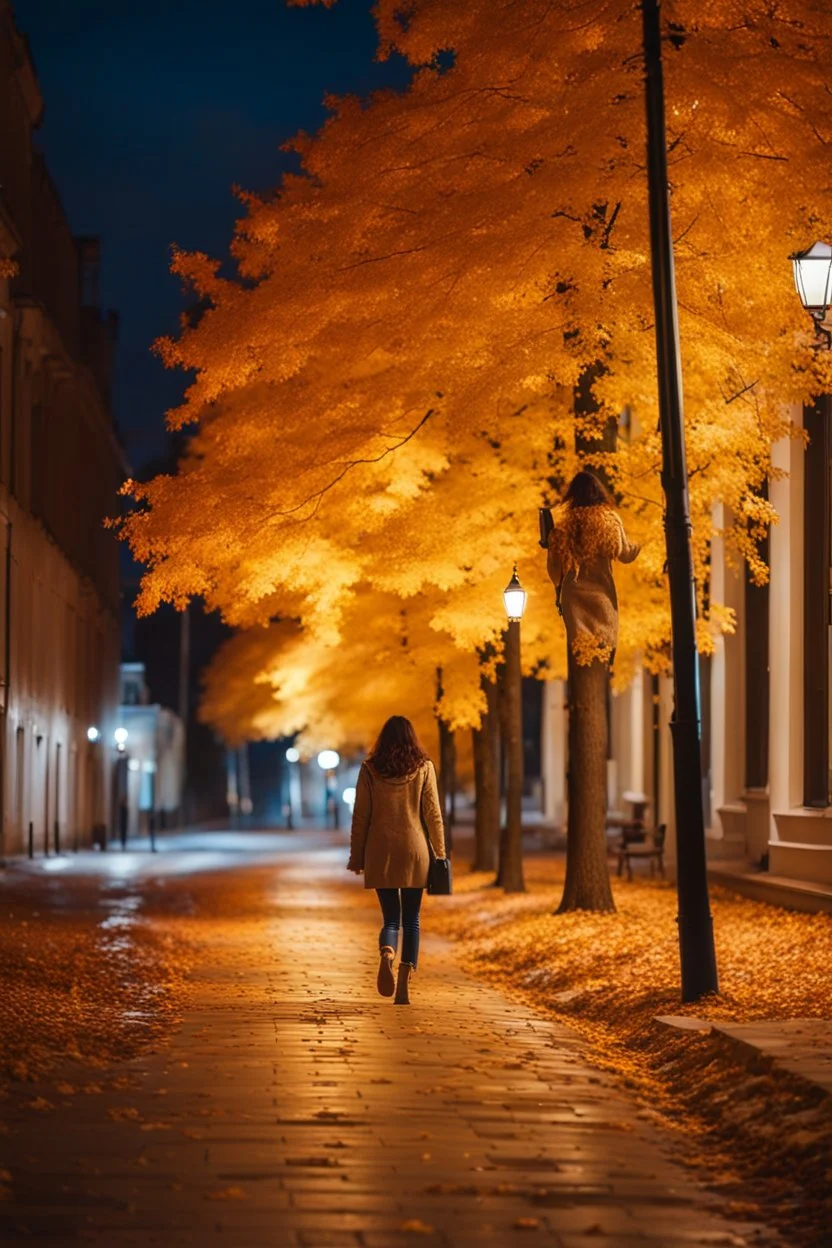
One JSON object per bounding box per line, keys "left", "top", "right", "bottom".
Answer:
{"left": 768, "top": 411, "right": 805, "bottom": 839}
{"left": 629, "top": 665, "right": 645, "bottom": 798}
{"left": 709, "top": 510, "right": 745, "bottom": 835}
{"left": 541, "top": 679, "right": 566, "bottom": 827}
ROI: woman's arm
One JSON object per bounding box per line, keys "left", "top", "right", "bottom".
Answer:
{"left": 546, "top": 529, "right": 563, "bottom": 589}
{"left": 347, "top": 764, "right": 372, "bottom": 873}
{"left": 616, "top": 516, "right": 640, "bottom": 564}
{"left": 420, "top": 761, "right": 447, "bottom": 859}
{"left": 618, "top": 538, "right": 640, "bottom": 564}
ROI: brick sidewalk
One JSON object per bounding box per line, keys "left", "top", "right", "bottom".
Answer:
{"left": 0, "top": 848, "right": 781, "bottom": 1247}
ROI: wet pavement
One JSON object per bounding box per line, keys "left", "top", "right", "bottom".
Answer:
{"left": 0, "top": 829, "right": 783, "bottom": 1246}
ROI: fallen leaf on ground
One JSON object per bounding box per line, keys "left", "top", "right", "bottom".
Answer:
{"left": 108, "top": 1106, "right": 142, "bottom": 1122}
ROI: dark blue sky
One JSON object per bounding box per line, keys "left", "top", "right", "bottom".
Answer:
{"left": 16, "top": 0, "right": 409, "bottom": 469}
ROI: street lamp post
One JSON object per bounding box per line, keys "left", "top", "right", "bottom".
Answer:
{"left": 86, "top": 726, "right": 100, "bottom": 852}
{"left": 498, "top": 566, "right": 527, "bottom": 893}
{"left": 642, "top": 0, "right": 718, "bottom": 1000}
{"left": 114, "top": 728, "right": 129, "bottom": 850}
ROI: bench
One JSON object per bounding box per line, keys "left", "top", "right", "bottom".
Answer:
{"left": 616, "top": 824, "right": 667, "bottom": 881}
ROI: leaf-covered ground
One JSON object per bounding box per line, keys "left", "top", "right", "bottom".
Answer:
{"left": 0, "top": 871, "right": 192, "bottom": 1087}
{"left": 429, "top": 856, "right": 832, "bottom": 1248}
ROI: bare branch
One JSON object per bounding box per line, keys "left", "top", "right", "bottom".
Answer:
{"left": 263, "top": 408, "right": 436, "bottom": 523}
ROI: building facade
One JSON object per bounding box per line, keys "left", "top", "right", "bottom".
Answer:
{"left": 540, "top": 401, "right": 832, "bottom": 902}
{"left": 117, "top": 663, "right": 184, "bottom": 840}
{"left": 0, "top": 2, "right": 123, "bottom": 858}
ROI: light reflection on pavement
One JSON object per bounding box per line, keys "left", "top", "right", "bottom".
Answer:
{"left": 0, "top": 826, "right": 348, "bottom": 1085}
{"left": 0, "top": 826, "right": 348, "bottom": 883}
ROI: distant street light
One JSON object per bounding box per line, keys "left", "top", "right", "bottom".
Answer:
{"left": 317, "top": 750, "right": 341, "bottom": 828}
{"left": 114, "top": 727, "right": 128, "bottom": 751}
{"left": 284, "top": 746, "right": 301, "bottom": 828}
{"left": 498, "top": 565, "right": 526, "bottom": 892}
{"left": 87, "top": 726, "right": 100, "bottom": 742}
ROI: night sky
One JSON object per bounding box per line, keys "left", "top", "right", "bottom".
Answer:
{"left": 15, "top": 0, "right": 409, "bottom": 471}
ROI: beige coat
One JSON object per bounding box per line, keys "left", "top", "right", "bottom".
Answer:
{"left": 547, "top": 506, "right": 639, "bottom": 653}
{"left": 348, "top": 759, "right": 446, "bottom": 889}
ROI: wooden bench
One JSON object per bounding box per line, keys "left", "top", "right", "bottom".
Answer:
{"left": 616, "top": 824, "right": 667, "bottom": 881}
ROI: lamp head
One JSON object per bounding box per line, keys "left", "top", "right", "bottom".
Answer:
{"left": 791, "top": 240, "right": 832, "bottom": 325}
{"left": 503, "top": 564, "right": 528, "bottom": 622}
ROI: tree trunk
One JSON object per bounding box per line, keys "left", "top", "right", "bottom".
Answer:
{"left": 437, "top": 717, "right": 456, "bottom": 852}
{"left": 497, "top": 622, "right": 525, "bottom": 892}
{"left": 472, "top": 673, "right": 500, "bottom": 872}
{"left": 556, "top": 653, "right": 615, "bottom": 913}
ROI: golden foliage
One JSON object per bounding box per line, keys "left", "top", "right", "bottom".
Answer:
{"left": 116, "top": 0, "right": 832, "bottom": 739}
{"left": 549, "top": 504, "right": 630, "bottom": 580}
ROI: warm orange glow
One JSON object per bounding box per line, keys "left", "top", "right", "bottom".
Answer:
{"left": 116, "top": 1, "right": 832, "bottom": 738}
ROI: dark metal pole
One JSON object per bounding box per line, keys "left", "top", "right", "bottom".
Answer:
{"left": 642, "top": 0, "right": 718, "bottom": 1000}
{"left": 179, "top": 605, "right": 190, "bottom": 825}
{"left": 500, "top": 620, "right": 526, "bottom": 893}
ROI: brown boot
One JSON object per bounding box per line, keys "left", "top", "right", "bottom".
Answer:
{"left": 377, "top": 947, "right": 396, "bottom": 997}
{"left": 394, "top": 962, "right": 414, "bottom": 1005}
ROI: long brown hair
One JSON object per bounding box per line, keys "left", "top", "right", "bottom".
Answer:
{"left": 563, "top": 469, "right": 613, "bottom": 509}
{"left": 367, "top": 716, "right": 428, "bottom": 779}
{"left": 552, "top": 470, "right": 625, "bottom": 577}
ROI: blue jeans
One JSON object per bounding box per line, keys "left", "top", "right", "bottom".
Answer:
{"left": 376, "top": 888, "right": 423, "bottom": 968}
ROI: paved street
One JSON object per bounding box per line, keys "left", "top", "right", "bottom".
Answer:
{"left": 0, "top": 831, "right": 781, "bottom": 1247}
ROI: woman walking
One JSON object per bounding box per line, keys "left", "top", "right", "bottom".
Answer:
{"left": 347, "top": 716, "right": 446, "bottom": 1005}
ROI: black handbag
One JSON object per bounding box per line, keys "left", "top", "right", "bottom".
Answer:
{"left": 427, "top": 854, "right": 453, "bottom": 896}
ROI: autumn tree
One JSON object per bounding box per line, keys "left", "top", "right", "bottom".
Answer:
{"left": 120, "top": 0, "right": 832, "bottom": 896}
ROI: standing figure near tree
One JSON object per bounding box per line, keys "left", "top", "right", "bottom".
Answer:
{"left": 347, "top": 716, "right": 446, "bottom": 1005}
{"left": 546, "top": 470, "right": 640, "bottom": 913}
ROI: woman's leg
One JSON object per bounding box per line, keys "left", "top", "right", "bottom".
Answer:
{"left": 400, "top": 888, "right": 424, "bottom": 968}
{"left": 376, "top": 888, "right": 401, "bottom": 955}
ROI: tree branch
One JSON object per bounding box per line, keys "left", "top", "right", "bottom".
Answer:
{"left": 263, "top": 408, "right": 436, "bottom": 523}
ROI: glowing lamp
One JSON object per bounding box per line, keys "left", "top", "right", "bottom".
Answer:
{"left": 87, "top": 726, "right": 100, "bottom": 742}
{"left": 285, "top": 746, "right": 300, "bottom": 763}
{"left": 791, "top": 240, "right": 832, "bottom": 323}
{"left": 114, "top": 727, "right": 128, "bottom": 746}
{"left": 317, "top": 749, "right": 340, "bottom": 771}
{"left": 503, "top": 565, "right": 528, "bottom": 622}
{"left": 342, "top": 786, "right": 356, "bottom": 811}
